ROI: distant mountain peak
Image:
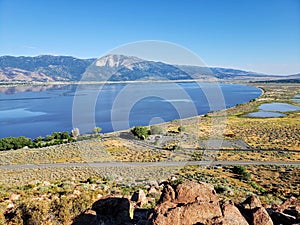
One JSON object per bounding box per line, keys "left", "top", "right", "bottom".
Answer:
{"left": 95, "top": 54, "right": 143, "bottom": 68}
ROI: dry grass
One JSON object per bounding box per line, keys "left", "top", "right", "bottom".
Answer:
{"left": 176, "top": 164, "right": 300, "bottom": 204}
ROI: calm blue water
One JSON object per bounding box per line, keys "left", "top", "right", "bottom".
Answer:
{"left": 0, "top": 82, "right": 262, "bottom": 138}
{"left": 245, "top": 102, "right": 300, "bottom": 118}
{"left": 246, "top": 111, "right": 286, "bottom": 118}
{"left": 259, "top": 102, "right": 300, "bottom": 112}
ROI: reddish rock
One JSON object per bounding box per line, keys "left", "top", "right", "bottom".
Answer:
{"left": 268, "top": 197, "right": 300, "bottom": 224}
{"left": 252, "top": 207, "right": 273, "bottom": 225}
{"left": 174, "top": 181, "right": 218, "bottom": 204}
{"left": 150, "top": 181, "right": 223, "bottom": 225}
{"left": 222, "top": 202, "right": 249, "bottom": 225}
{"left": 238, "top": 195, "right": 274, "bottom": 225}
{"left": 158, "top": 184, "right": 175, "bottom": 203}
{"left": 279, "top": 197, "right": 300, "bottom": 212}
{"left": 242, "top": 195, "right": 262, "bottom": 210}
{"left": 152, "top": 201, "right": 223, "bottom": 225}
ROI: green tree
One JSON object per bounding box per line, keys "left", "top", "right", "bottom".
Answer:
{"left": 52, "top": 132, "right": 61, "bottom": 140}
{"left": 93, "top": 127, "right": 102, "bottom": 134}
{"left": 61, "top": 132, "right": 70, "bottom": 139}
{"left": 0, "top": 136, "right": 31, "bottom": 150}
{"left": 33, "top": 136, "right": 43, "bottom": 143}
{"left": 131, "top": 126, "right": 149, "bottom": 140}
{"left": 44, "top": 135, "right": 54, "bottom": 142}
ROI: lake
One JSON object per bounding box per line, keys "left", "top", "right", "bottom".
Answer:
{"left": 0, "top": 82, "right": 262, "bottom": 138}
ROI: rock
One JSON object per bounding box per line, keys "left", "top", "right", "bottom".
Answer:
{"left": 152, "top": 201, "right": 223, "bottom": 225}
{"left": 238, "top": 195, "right": 273, "bottom": 225}
{"left": 252, "top": 207, "right": 273, "bottom": 225}
{"left": 268, "top": 210, "right": 296, "bottom": 225}
{"left": 278, "top": 197, "right": 300, "bottom": 212}
{"left": 72, "top": 209, "right": 98, "bottom": 225}
{"left": 42, "top": 181, "right": 51, "bottom": 186}
{"left": 131, "top": 190, "right": 148, "bottom": 207}
{"left": 267, "top": 197, "right": 300, "bottom": 224}
{"left": 9, "top": 194, "right": 20, "bottom": 201}
{"left": 174, "top": 181, "right": 218, "bottom": 204}
{"left": 242, "top": 195, "right": 262, "bottom": 210}
{"left": 158, "top": 184, "right": 175, "bottom": 203}
{"left": 133, "top": 208, "right": 153, "bottom": 222}
{"left": 91, "top": 197, "right": 131, "bottom": 225}
{"left": 278, "top": 196, "right": 300, "bottom": 220}
{"left": 136, "top": 220, "right": 148, "bottom": 225}
{"left": 148, "top": 180, "right": 159, "bottom": 189}
{"left": 148, "top": 186, "right": 158, "bottom": 195}
{"left": 150, "top": 181, "right": 223, "bottom": 225}
{"left": 7, "top": 202, "right": 14, "bottom": 209}
{"left": 222, "top": 202, "right": 249, "bottom": 225}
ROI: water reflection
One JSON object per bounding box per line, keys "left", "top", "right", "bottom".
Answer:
{"left": 0, "top": 84, "right": 71, "bottom": 95}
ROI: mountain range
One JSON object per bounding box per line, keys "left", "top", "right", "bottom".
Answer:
{"left": 0, "top": 54, "right": 299, "bottom": 82}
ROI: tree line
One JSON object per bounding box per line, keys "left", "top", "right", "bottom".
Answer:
{"left": 0, "top": 126, "right": 102, "bottom": 151}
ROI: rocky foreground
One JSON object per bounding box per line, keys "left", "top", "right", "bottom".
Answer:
{"left": 71, "top": 181, "right": 300, "bottom": 225}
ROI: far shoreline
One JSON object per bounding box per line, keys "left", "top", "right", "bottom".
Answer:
{"left": 0, "top": 78, "right": 252, "bottom": 87}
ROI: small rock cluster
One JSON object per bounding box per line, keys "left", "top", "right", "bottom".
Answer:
{"left": 72, "top": 181, "right": 300, "bottom": 225}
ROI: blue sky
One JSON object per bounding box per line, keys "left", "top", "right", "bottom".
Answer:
{"left": 0, "top": 0, "right": 299, "bottom": 74}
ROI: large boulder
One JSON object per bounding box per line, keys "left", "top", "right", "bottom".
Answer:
{"left": 158, "top": 184, "right": 175, "bottom": 203}
{"left": 91, "top": 197, "right": 131, "bottom": 225}
{"left": 241, "top": 195, "right": 262, "bottom": 209}
{"left": 252, "top": 207, "right": 273, "bottom": 225}
{"left": 222, "top": 202, "right": 249, "bottom": 225}
{"left": 174, "top": 181, "right": 219, "bottom": 204}
{"left": 149, "top": 181, "right": 223, "bottom": 225}
{"left": 239, "top": 195, "right": 273, "bottom": 225}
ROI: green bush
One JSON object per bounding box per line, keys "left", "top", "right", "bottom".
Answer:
{"left": 232, "top": 166, "right": 250, "bottom": 181}
{"left": 232, "top": 165, "right": 246, "bottom": 174}
{"left": 0, "top": 136, "right": 32, "bottom": 151}
{"left": 131, "top": 126, "right": 149, "bottom": 140}
{"left": 93, "top": 127, "right": 102, "bottom": 134}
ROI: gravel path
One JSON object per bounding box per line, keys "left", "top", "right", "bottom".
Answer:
{"left": 1, "top": 160, "right": 299, "bottom": 170}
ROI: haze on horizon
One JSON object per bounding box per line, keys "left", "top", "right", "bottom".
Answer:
{"left": 0, "top": 0, "right": 299, "bottom": 75}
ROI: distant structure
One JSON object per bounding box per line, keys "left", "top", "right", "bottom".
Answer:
{"left": 71, "top": 128, "right": 80, "bottom": 137}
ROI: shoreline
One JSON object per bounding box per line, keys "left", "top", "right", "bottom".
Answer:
{"left": 0, "top": 78, "right": 249, "bottom": 87}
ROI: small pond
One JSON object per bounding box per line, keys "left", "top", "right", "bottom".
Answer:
{"left": 245, "top": 102, "right": 300, "bottom": 118}
{"left": 259, "top": 102, "right": 300, "bottom": 112}
{"left": 246, "top": 111, "right": 286, "bottom": 118}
